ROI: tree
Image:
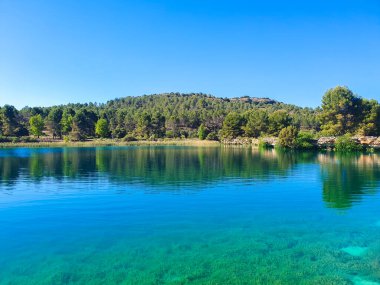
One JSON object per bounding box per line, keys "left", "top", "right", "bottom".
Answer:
{"left": 151, "top": 113, "right": 166, "bottom": 138}
{"left": 61, "top": 110, "right": 73, "bottom": 135}
{"left": 135, "top": 112, "right": 153, "bottom": 139}
{"left": 357, "top": 100, "right": 380, "bottom": 136}
{"left": 278, "top": 126, "right": 299, "bottom": 148}
{"left": 29, "top": 114, "right": 44, "bottom": 138}
{"left": 220, "top": 112, "right": 244, "bottom": 139}
{"left": 243, "top": 109, "right": 269, "bottom": 137}
{"left": 268, "top": 110, "right": 292, "bottom": 136}
{"left": 71, "top": 109, "right": 97, "bottom": 138}
{"left": 1, "top": 105, "right": 19, "bottom": 136}
{"left": 165, "top": 116, "right": 180, "bottom": 138}
{"left": 95, "top": 118, "right": 110, "bottom": 138}
{"left": 198, "top": 124, "right": 207, "bottom": 140}
{"left": 47, "top": 108, "right": 63, "bottom": 138}
{"left": 319, "top": 86, "right": 363, "bottom": 135}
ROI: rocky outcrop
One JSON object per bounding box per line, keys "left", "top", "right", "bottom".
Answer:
{"left": 222, "top": 137, "right": 253, "bottom": 145}
{"left": 229, "top": 97, "right": 276, "bottom": 104}
{"left": 353, "top": 136, "right": 380, "bottom": 148}
{"left": 317, "top": 137, "right": 336, "bottom": 148}
{"left": 223, "top": 137, "right": 278, "bottom": 146}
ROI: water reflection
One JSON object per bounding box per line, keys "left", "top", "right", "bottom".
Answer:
{"left": 0, "top": 146, "right": 379, "bottom": 209}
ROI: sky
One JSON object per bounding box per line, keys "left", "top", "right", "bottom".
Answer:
{"left": 0, "top": 0, "right": 379, "bottom": 109}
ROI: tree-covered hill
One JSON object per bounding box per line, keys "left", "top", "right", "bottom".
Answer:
{"left": 0, "top": 87, "right": 378, "bottom": 144}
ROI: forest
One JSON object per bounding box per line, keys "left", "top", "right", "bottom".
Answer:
{"left": 0, "top": 86, "right": 379, "bottom": 148}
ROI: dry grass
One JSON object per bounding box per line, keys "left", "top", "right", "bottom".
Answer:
{"left": 0, "top": 138, "right": 221, "bottom": 148}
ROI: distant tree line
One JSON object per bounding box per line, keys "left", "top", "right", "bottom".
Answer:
{"left": 0, "top": 87, "right": 379, "bottom": 145}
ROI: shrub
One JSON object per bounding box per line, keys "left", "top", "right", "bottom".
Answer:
{"left": 69, "top": 131, "right": 85, "bottom": 142}
{"left": 278, "top": 126, "right": 299, "bottom": 148}
{"left": 258, "top": 139, "right": 272, "bottom": 148}
{"left": 111, "top": 127, "right": 126, "bottom": 139}
{"left": 206, "top": 132, "right": 219, "bottom": 141}
{"left": 123, "top": 134, "right": 137, "bottom": 142}
{"left": 12, "top": 137, "right": 21, "bottom": 143}
{"left": 335, "top": 134, "right": 363, "bottom": 152}
{"left": 165, "top": 130, "right": 174, "bottom": 138}
{"left": 0, "top": 136, "right": 11, "bottom": 143}
{"left": 295, "top": 131, "right": 316, "bottom": 149}
{"left": 198, "top": 124, "right": 207, "bottom": 140}
{"left": 180, "top": 130, "right": 189, "bottom": 138}
{"left": 20, "top": 136, "right": 38, "bottom": 143}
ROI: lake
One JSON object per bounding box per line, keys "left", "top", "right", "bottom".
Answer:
{"left": 0, "top": 146, "right": 380, "bottom": 285}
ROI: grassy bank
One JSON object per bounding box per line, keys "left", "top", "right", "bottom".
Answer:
{"left": 0, "top": 138, "right": 221, "bottom": 148}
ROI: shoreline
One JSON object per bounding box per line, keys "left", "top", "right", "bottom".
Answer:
{"left": 0, "top": 136, "right": 378, "bottom": 152}
{"left": 0, "top": 138, "right": 221, "bottom": 148}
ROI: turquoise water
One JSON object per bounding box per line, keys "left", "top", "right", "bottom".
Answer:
{"left": 1, "top": 146, "right": 380, "bottom": 284}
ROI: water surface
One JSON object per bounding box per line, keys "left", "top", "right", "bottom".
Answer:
{"left": 1, "top": 146, "right": 380, "bottom": 284}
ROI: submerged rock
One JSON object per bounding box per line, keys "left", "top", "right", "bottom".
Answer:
{"left": 341, "top": 246, "right": 368, "bottom": 257}
{"left": 351, "top": 276, "right": 380, "bottom": 285}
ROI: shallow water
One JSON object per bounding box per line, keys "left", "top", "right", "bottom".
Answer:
{"left": 0, "top": 146, "right": 380, "bottom": 284}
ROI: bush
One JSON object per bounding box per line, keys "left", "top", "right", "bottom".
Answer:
{"left": 20, "top": 136, "right": 38, "bottom": 143}
{"left": 12, "top": 137, "right": 21, "bottom": 143}
{"left": 335, "top": 134, "right": 363, "bottom": 152}
{"left": 258, "top": 139, "right": 272, "bottom": 148}
{"left": 278, "top": 126, "right": 299, "bottom": 148}
{"left": 206, "top": 132, "right": 219, "bottom": 141}
{"left": 123, "top": 134, "right": 137, "bottom": 142}
{"left": 69, "top": 131, "right": 85, "bottom": 141}
{"left": 295, "top": 131, "right": 316, "bottom": 149}
{"left": 0, "top": 136, "right": 11, "bottom": 143}
{"left": 180, "top": 130, "right": 189, "bottom": 138}
{"left": 111, "top": 127, "right": 126, "bottom": 139}
{"left": 198, "top": 124, "right": 207, "bottom": 140}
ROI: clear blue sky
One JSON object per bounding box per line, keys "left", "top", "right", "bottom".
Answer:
{"left": 0, "top": 0, "right": 379, "bottom": 109}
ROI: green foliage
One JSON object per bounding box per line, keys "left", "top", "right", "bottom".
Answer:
{"left": 268, "top": 110, "right": 292, "bottom": 136}
{"left": 0, "top": 136, "right": 11, "bottom": 143}
{"left": 61, "top": 110, "right": 73, "bottom": 135}
{"left": 220, "top": 112, "right": 244, "bottom": 139}
{"left": 95, "top": 118, "right": 110, "bottom": 138}
{"left": 278, "top": 126, "right": 299, "bottom": 148}
{"left": 198, "top": 124, "right": 207, "bottom": 140}
{"left": 357, "top": 100, "right": 380, "bottom": 136}
{"left": 123, "top": 134, "right": 137, "bottom": 142}
{"left": 29, "top": 114, "right": 44, "bottom": 138}
{"left": 242, "top": 109, "right": 269, "bottom": 137}
{"left": 72, "top": 109, "right": 96, "bottom": 139}
{"left": 335, "top": 135, "right": 363, "bottom": 152}
{"left": 295, "top": 131, "right": 316, "bottom": 149}
{"left": 69, "top": 130, "right": 84, "bottom": 142}
{"left": 258, "top": 139, "right": 272, "bottom": 148}
{"left": 1, "top": 105, "right": 20, "bottom": 136}
{"left": 319, "top": 86, "right": 364, "bottom": 136}
{"left": 206, "top": 132, "right": 218, "bottom": 141}
{"left": 1, "top": 89, "right": 380, "bottom": 149}
{"left": 47, "top": 108, "right": 63, "bottom": 138}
